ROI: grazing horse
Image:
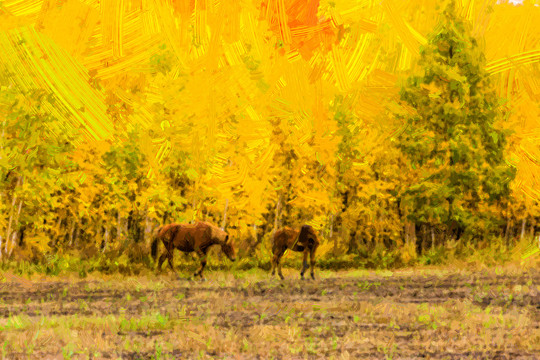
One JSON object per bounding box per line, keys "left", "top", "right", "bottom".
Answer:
{"left": 153, "top": 221, "right": 236, "bottom": 279}
{"left": 270, "top": 225, "right": 320, "bottom": 280}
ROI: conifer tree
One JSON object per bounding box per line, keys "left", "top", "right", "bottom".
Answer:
{"left": 395, "top": 1, "right": 516, "bottom": 245}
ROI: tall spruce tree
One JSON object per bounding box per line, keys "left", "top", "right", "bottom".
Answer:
{"left": 394, "top": 1, "right": 516, "bottom": 245}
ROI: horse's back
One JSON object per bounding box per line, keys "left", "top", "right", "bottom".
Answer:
{"left": 174, "top": 221, "right": 220, "bottom": 251}
{"left": 273, "top": 225, "right": 319, "bottom": 252}
{"left": 272, "top": 227, "right": 299, "bottom": 250}
{"left": 156, "top": 223, "right": 181, "bottom": 239}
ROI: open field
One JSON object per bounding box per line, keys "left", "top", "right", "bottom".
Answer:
{"left": 0, "top": 265, "right": 539, "bottom": 360}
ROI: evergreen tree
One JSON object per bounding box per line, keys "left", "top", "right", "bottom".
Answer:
{"left": 394, "top": 1, "right": 516, "bottom": 245}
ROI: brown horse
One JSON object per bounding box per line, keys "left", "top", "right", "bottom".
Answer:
{"left": 154, "top": 221, "right": 236, "bottom": 279}
{"left": 270, "top": 225, "right": 320, "bottom": 280}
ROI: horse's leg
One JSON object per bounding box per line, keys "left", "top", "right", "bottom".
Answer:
{"left": 167, "top": 248, "right": 175, "bottom": 272}
{"left": 309, "top": 245, "right": 317, "bottom": 280}
{"left": 276, "top": 248, "right": 285, "bottom": 280}
{"left": 271, "top": 245, "right": 279, "bottom": 277}
{"left": 157, "top": 251, "right": 167, "bottom": 273}
{"left": 194, "top": 249, "right": 207, "bottom": 279}
{"left": 300, "top": 249, "right": 309, "bottom": 279}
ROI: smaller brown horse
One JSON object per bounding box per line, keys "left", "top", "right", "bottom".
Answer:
{"left": 271, "top": 225, "right": 320, "bottom": 280}
{"left": 154, "top": 221, "right": 236, "bottom": 279}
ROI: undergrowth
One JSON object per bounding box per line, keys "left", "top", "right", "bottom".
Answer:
{"left": 0, "top": 236, "right": 538, "bottom": 277}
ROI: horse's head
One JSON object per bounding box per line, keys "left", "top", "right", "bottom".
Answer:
{"left": 299, "top": 225, "right": 319, "bottom": 247}
{"left": 221, "top": 234, "right": 236, "bottom": 262}
{"left": 211, "top": 225, "right": 236, "bottom": 262}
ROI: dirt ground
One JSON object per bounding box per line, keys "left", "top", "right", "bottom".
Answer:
{"left": 0, "top": 265, "right": 539, "bottom": 359}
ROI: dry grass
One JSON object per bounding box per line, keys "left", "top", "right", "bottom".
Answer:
{"left": 0, "top": 264, "right": 539, "bottom": 359}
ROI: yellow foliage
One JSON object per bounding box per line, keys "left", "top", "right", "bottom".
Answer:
{"left": 315, "top": 239, "right": 335, "bottom": 259}
{"left": 25, "top": 234, "right": 52, "bottom": 255}
{"left": 399, "top": 241, "right": 418, "bottom": 265}
{"left": 1, "top": 0, "right": 539, "bottom": 260}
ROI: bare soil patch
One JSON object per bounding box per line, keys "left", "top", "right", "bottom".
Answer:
{"left": 0, "top": 266, "right": 538, "bottom": 359}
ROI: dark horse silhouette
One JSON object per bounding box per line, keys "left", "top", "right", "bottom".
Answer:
{"left": 270, "top": 225, "right": 320, "bottom": 280}
{"left": 153, "top": 221, "right": 236, "bottom": 279}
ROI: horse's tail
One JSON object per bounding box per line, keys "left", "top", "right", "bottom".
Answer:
{"left": 151, "top": 226, "right": 163, "bottom": 261}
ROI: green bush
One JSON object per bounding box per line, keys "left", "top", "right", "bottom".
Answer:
{"left": 418, "top": 246, "right": 448, "bottom": 266}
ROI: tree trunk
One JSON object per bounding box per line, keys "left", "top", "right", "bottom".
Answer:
{"left": 405, "top": 223, "right": 409, "bottom": 246}
{"left": 123, "top": 216, "right": 128, "bottom": 243}
{"left": 14, "top": 199, "right": 23, "bottom": 247}
{"left": 252, "top": 224, "right": 259, "bottom": 249}
{"left": 217, "top": 200, "right": 229, "bottom": 260}
{"left": 347, "top": 221, "right": 359, "bottom": 254}
{"left": 246, "top": 224, "right": 262, "bottom": 255}
{"left": 102, "top": 227, "right": 109, "bottom": 253}
{"left": 520, "top": 218, "right": 526, "bottom": 241}
{"left": 415, "top": 223, "right": 422, "bottom": 255}
{"left": 419, "top": 224, "right": 425, "bottom": 254}
{"left": 69, "top": 219, "right": 76, "bottom": 246}
{"left": 273, "top": 196, "right": 281, "bottom": 237}
{"left": 117, "top": 212, "right": 122, "bottom": 243}
{"left": 347, "top": 229, "right": 358, "bottom": 254}
{"left": 329, "top": 214, "right": 334, "bottom": 238}
{"left": 6, "top": 176, "right": 22, "bottom": 251}
{"left": 330, "top": 214, "right": 337, "bottom": 257}
{"left": 504, "top": 220, "right": 511, "bottom": 246}
{"left": 18, "top": 226, "right": 26, "bottom": 249}
{"left": 431, "top": 226, "right": 435, "bottom": 251}
{"left": 191, "top": 197, "right": 197, "bottom": 223}
{"left": 374, "top": 220, "right": 380, "bottom": 247}
{"left": 163, "top": 212, "right": 169, "bottom": 225}
{"left": 409, "top": 223, "right": 416, "bottom": 252}
{"left": 405, "top": 222, "right": 416, "bottom": 248}
{"left": 53, "top": 217, "right": 62, "bottom": 247}
{"left": 221, "top": 199, "right": 229, "bottom": 230}
{"left": 8, "top": 231, "right": 16, "bottom": 257}
{"left": 423, "top": 225, "right": 429, "bottom": 251}
{"left": 73, "top": 225, "right": 79, "bottom": 248}
{"left": 144, "top": 215, "right": 151, "bottom": 247}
